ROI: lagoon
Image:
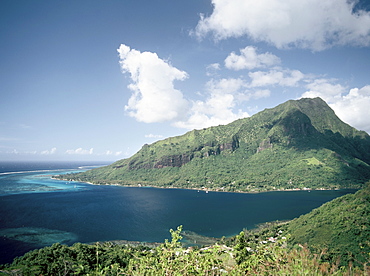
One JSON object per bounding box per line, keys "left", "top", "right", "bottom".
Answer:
{"left": 0, "top": 161, "right": 356, "bottom": 264}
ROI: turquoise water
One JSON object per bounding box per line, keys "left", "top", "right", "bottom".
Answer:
{"left": 0, "top": 162, "right": 356, "bottom": 264}
{"left": 0, "top": 161, "right": 103, "bottom": 195}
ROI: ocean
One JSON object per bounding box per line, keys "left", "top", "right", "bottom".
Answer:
{"left": 0, "top": 161, "right": 356, "bottom": 264}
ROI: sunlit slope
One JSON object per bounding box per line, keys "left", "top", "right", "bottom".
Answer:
{"left": 66, "top": 97, "right": 370, "bottom": 192}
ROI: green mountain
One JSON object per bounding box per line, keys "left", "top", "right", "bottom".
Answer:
{"left": 66, "top": 97, "right": 370, "bottom": 192}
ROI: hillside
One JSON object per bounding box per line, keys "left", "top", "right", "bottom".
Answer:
{"left": 286, "top": 182, "right": 370, "bottom": 267}
{"left": 63, "top": 97, "right": 370, "bottom": 192}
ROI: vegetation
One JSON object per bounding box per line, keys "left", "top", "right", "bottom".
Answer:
{"left": 1, "top": 225, "right": 368, "bottom": 275}
{"left": 58, "top": 98, "right": 370, "bottom": 192}
{"left": 1, "top": 183, "right": 369, "bottom": 275}
{"left": 287, "top": 182, "right": 370, "bottom": 267}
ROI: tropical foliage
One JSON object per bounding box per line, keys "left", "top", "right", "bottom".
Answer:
{"left": 286, "top": 182, "right": 370, "bottom": 267}
{"left": 1, "top": 225, "right": 368, "bottom": 275}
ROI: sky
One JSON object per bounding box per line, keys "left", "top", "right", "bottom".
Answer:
{"left": 1, "top": 0, "right": 370, "bottom": 162}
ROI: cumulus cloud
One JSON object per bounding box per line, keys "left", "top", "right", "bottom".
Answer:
{"left": 174, "top": 97, "right": 249, "bottom": 130}
{"left": 117, "top": 44, "right": 189, "bottom": 123}
{"left": 225, "top": 46, "right": 280, "bottom": 70}
{"left": 41, "top": 147, "right": 57, "bottom": 155}
{"left": 301, "top": 78, "right": 347, "bottom": 102}
{"left": 194, "top": 0, "right": 370, "bottom": 51}
{"left": 301, "top": 81, "right": 370, "bottom": 132}
{"left": 117, "top": 44, "right": 262, "bottom": 130}
{"left": 206, "top": 78, "right": 246, "bottom": 95}
{"left": 174, "top": 78, "right": 252, "bottom": 129}
{"left": 116, "top": 45, "right": 370, "bottom": 133}
{"left": 248, "top": 69, "right": 305, "bottom": 87}
{"left": 330, "top": 86, "right": 370, "bottom": 133}
{"left": 66, "top": 148, "right": 94, "bottom": 155}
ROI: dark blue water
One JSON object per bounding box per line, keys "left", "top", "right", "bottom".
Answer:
{"left": 0, "top": 161, "right": 356, "bottom": 264}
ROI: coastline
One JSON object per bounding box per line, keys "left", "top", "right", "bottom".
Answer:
{"left": 52, "top": 175, "right": 353, "bottom": 195}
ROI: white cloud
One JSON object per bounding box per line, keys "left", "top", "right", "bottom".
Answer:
{"left": 251, "top": 89, "right": 271, "bottom": 99}
{"left": 206, "top": 63, "right": 221, "bottom": 76}
{"left": 117, "top": 44, "right": 257, "bottom": 130}
{"left": 174, "top": 98, "right": 249, "bottom": 130}
{"left": 103, "top": 150, "right": 123, "bottom": 156}
{"left": 330, "top": 86, "right": 370, "bottom": 133}
{"left": 248, "top": 69, "right": 305, "bottom": 87}
{"left": 41, "top": 147, "right": 57, "bottom": 155}
{"left": 145, "top": 134, "right": 164, "bottom": 138}
{"left": 116, "top": 44, "right": 370, "bottom": 133}
{"left": 66, "top": 148, "right": 94, "bottom": 155}
{"left": 206, "top": 78, "right": 246, "bottom": 95}
{"left": 117, "top": 44, "right": 189, "bottom": 123}
{"left": 194, "top": 0, "right": 370, "bottom": 51}
{"left": 225, "top": 46, "right": 280, "bottom": 70}
{"left": 5, "top": 149, "right": 37, "bottom": 155}
{"left": 174, "top": 78, "right": 250, "bottom": 129}
{"left": 301, "top": 78, "right": 347, "bottom": 102}
{"left": 301, "top": 81, "right": 370, "bottom": 132}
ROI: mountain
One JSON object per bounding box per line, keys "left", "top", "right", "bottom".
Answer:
{"left": 65, "top": 97, "right": 370, "bottom": 192}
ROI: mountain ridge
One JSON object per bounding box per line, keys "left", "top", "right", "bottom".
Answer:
{"left": 62, "top": 97, "right": 370, "bottom": 192}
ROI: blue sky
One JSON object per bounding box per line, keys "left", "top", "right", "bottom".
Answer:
{"left": 1, "top": 0, "right": 370, "bottom": 162}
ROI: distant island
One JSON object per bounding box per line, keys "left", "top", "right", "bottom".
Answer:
{"left": 57, "top": 97, "right": 370, "bottom": 193}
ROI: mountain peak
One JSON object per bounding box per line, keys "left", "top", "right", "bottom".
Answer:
{"left": 64, "top": 98, "right": 370, "bottom": 192}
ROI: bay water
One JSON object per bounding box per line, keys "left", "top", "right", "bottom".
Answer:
{"left": 0, "top": 161, "right": 356, "bottom": 264}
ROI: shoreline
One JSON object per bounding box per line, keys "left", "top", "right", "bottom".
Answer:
{"left": 52, "top": 176, "right": 354, "bottom": 195}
